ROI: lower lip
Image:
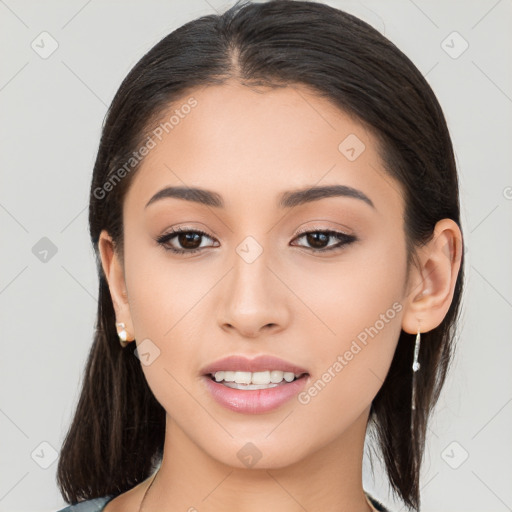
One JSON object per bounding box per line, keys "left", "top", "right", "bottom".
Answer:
{"left": 202, "top": 375, "right": 309, "bottom": 414}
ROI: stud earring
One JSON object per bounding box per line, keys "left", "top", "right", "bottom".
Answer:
{"left": 116, "top": 322, "right": 134, "bottom": 348}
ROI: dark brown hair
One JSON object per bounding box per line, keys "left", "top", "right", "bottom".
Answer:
{"left": 56, "top": 1, "right": 465, "bottom": 510}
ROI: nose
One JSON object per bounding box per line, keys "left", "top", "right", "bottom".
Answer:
{"left": 217, "top": 247, "right": 290, "bottom": 338}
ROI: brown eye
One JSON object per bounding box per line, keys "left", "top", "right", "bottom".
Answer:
{"left": 176, "top": 232, "right": 202, "bottom": 250}
{"left": 304, "top": 232, "right": 329, "bottom": 249}
{"left": 156, "top": 228, "right": 218, "bottom": 255}
{"left": 292, "top": 230, "right": 357, "bottom": 253}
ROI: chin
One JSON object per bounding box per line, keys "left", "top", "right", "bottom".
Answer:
{"left": 203, "top": 435, "right": 313, "bottom": 471}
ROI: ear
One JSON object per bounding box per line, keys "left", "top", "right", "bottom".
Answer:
{"left": 98, "top": 229, "right": 135, "bottom": 343}
{"left": 401, "top": 218, "right": 463, "bottom": 335}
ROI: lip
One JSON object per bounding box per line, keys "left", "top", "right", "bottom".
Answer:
{"left": 202, "top": 374, "right": 309, "bottom": 414}
{"left": 200, "top": 355, "right": 310, "bottom": 414}
{"left": 200, "top": 355, "right": 309, "bottom": 376}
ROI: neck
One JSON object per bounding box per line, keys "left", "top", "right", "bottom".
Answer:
{"left": 141, "top": 406, "right": 374, "bottom": 512}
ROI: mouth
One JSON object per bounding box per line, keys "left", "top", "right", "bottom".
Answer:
{"left": 200, "top": 355, "right": 310, "bottom": 413}
{"left": 202, "top": 372, "right": 310, "bottom": 414}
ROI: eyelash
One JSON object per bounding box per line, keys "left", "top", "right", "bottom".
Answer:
{"left": 156, "top": 226, "right": 357, "bottom": 256}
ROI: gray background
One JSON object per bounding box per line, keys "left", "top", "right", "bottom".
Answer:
{"left": 1, "top": 1, "right": 511, "bottom": 511}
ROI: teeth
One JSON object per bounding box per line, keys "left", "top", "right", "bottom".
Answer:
{"left": 213, "top": 370, "right": 302, "bottom": 385}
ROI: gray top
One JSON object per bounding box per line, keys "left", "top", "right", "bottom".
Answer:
{"left": 56, "top": 496, "right": 115, "bottom": 511}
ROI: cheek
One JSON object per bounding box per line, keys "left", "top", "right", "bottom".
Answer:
{"left": 292, "top": 237, "right": 407, "bottom": 411}
{"left": 122, "top": 241, "right": 217, "bottom": 411}
{"left": 292, "top": 234, "right": 406, "bottom": 344}
{"left": 123, "top": 234, "right": 208, "bottom": 339}
{"left": 293, "top": 279, "right": 404, "bottom": 447}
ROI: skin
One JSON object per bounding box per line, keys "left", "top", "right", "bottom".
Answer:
{"left": 99, "top": 80, "right": 462, "bottom": 512}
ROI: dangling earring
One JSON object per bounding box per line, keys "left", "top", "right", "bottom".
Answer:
{"left": 411, "top": 327, "right": 421, "bottom": 412}
{"left": 116, "top": 322, "right": 134, "bottom": 348}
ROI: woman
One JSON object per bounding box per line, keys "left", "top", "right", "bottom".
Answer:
{"left": 56, "top": 1, "right": 464, "bottom": 511}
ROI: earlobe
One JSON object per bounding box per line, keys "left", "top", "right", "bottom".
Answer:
{"left": 98, "top": 229, "right": 135, "bottom": 343}
{"left": 401, "top": 218, "right": 463, "bottom": 335}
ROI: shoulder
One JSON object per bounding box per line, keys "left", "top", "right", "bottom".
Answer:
{"left": 365, "top": 491, "right": 392, "bottom": 512}
{"left": 55, "top": 496, "right": 115, "bottom": 512}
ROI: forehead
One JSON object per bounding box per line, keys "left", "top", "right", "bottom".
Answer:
{"left": 124, "top": 81, "right": 403, "bottom": 218}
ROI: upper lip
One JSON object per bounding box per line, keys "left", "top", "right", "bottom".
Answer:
{"left": 201, "top": 355, "right": 309, "bottom": 376}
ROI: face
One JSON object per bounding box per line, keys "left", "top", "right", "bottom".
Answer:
{"left": 102, "top": 80, "right": 413, "bottom": 469}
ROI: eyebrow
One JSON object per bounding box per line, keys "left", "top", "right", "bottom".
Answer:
{"left": 144, "top": 184, "right": 375, "bottom": 210}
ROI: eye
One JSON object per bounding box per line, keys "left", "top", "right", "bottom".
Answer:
{"left": 291, "top": 229, "right": 357, "bottom": 253}
{"left": 155, "top": 227, "right": 357, "bottom": 256}
{"left": 155, "top": 227, "right": 218, "bottom": 255}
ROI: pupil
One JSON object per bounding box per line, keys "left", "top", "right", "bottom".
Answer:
{"left": 180, "top": 232, "right": 200, "bottom": 249}
{"left": 307, "top": 232, "right": 328, "bottom": 248}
